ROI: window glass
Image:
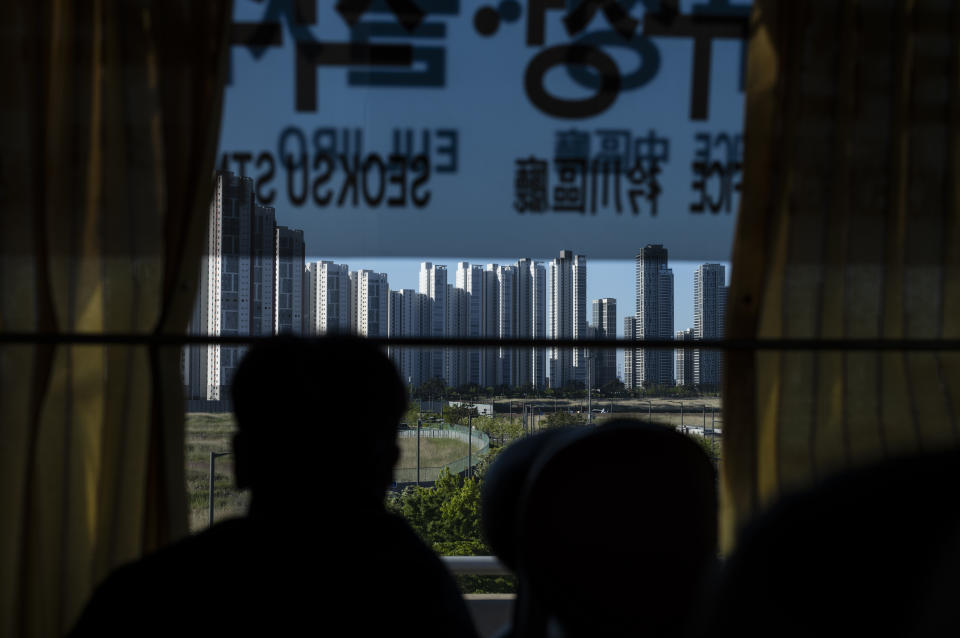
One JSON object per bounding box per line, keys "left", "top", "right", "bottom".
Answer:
{"left": 183, "top": 0, "right": 750, "bottom": 594}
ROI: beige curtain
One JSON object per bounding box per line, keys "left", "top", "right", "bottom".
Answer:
{"left": 723, "top": 0, "right": 960, "bottom": 549}
{"left": 0, "top": 1, "right": 232, "bottom": 635}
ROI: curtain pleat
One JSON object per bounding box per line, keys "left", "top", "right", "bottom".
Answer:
{"left": 724, "top": 0, "right": 960, "bottom": 549}
{"left": 0, "top": 1, "right": 232, "bottom": 636}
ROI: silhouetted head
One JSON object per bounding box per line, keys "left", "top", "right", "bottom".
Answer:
{"left": 481, "top": 427, "right": 586, "bottom": 571}
{"left": 517, "top": 419, "right": 717, "bottom": 637}
{"left": 230, "top": 336, "right": 406, "bottom": 513}
{"left": 710, "top": 448, "right": 960, "bottom": 637}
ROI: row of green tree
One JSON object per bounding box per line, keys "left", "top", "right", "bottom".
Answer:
{"left": 401, "top": 404, "right": 527, "bottom": 446}
{"left": 411, "top": 377, "right": 719, "bottom": 400}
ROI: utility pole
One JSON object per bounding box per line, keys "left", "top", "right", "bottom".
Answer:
{"left": 680, "top": 400, "right": 684, "bottom": 432}
{"left": 416, "top": 418, "right": 422, "bottom": 486}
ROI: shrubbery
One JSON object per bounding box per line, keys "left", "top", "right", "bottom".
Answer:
{"left": 386, "top": 462, "right": 514, "bottom": 593}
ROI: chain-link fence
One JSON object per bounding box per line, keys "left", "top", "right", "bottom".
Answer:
{"left": 394, "top": 423, "right": 490, "bottom": 483}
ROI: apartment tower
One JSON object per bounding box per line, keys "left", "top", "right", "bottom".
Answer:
{"left": 694, "top": 263, "right": 727, "bottom": 389}
{"left": 633, "top": 244, "right": 674, "bottom": 387}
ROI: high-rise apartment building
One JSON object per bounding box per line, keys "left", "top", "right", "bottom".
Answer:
{"left": 388, "top": 289, "right": 428, "bottom": 388}
{"left": 456, "top": 262, "right": 486, "bottom": 387}
{"left": 592, "top": 298, "right": 617, "bottom": 388}
{"left": 548, "top": 250, "right": 586, "bottom": 388}
{"left": 515, "top": 258, "right": 547, "bottom": 389}
{"left": 304, "top": 261, "right": 351, "bottom": 335}
{"left": 274, "top": 226, "right": 304, "bottom": 335}
{"left": 355, "top": 270, "right": 389, "bottom": 337}
{"left": 419, "top": 262, "right": 447, "bottom": 382}
{"left": 482, "top": 265, "right": 499, "bottom": 387}
{"left": 530, "top": 260, "right": 548, "bottom": 389}
{"left": 582, "top": 324, "right": 600, "bottom": 390}
{"left": 675, "top": 328, "right": 696, "bottom": 386}
{"left": 186, "top": 170, "right": 292, "bottom": 402}
{"left": 493, "top": 264, "right": 517, "bottom": 387}
{"left": 549, "top": 250, "right": 574, "bottom": 388}
{"left": 249, "top": 203, "right": 279, "bottom": 338}
{"left": 446, "top": 284, "right": 469, "bottom": 388}
{"left": 633, "top": 244, "right": 674, "bottom": 387}
{"left": 572, "top": 253, "right": 588, "bottom": 383}
{"left": 623, "top": 316, "right": 636, "bottom": 388}
{"left": 694, "top": 264, "right": 727, "bottom": 389}
{"left": 348, "top": 270, "right": 359, "bottom": 334}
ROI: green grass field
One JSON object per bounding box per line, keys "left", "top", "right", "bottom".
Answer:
{"left": 185, "top": 414, "right": 472, "bottom": 532}
{"left": 185, "top": 413, "right": 246, "bottom": 532}
{"left": 396, "top": 437, "right": 469, "bottom": 470}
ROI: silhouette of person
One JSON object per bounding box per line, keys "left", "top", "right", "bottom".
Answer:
{"left": 705, "top": 447, "right": 960, "bottom": 638}
{"left": 492, "top": 420, "right": 718, "bottom": 638}
{"left": 70, "top": 336, "right": 479, "bottom": 637}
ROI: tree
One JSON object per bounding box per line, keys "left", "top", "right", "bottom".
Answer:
{"left": 543, "top": 411, "right": 587, "bottom": 428}
{"left": 599, "top": 379, "right": 626, "bottom": 396}
{"left": 691, "top": 432, "right": 721, "bottom": 468}
{"left": 415, "top": 377, "right": 447, "bottom": 400}
{"left": 472, "top": 446, "right": 502, "bottom": 481}
{"left": 442, "top": 403, "right": 478, "bottom": 425}
{"left": 387, "top": 467, "right": 515, "bottom": 594}
{"left": 401, "top": 404, "right": 422, "bottom": 427}
{"left": 473, "top": 415, "right": 522, "bottom": 446}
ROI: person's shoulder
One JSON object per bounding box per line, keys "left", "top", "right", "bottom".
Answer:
{"left": 366, "top": 511, "right": 443, "bottom": 557}
{"left": 69, "top": 518, "right": 251, "bottom": 636}
{"left": 136, "top": 517, "right": 250, "bottom": 572}
{"left": 351, "top": 511, "right": 480, "bottom": 638}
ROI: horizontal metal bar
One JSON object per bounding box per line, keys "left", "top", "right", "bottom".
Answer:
{"left": 442, "top": 555, "right": 511, "bottom": 575}
{"left": 1, "top": 333, "right": 960, "bottom": 351}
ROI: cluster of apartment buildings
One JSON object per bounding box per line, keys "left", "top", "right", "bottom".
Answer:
{"left": 183, "top": 171, "right": 727, "bottom": 404}
{"left": 624, "top": 245, "right": 728, "bottom": 390}
{"left": 306, "top": 253, "right": 618, "bottom": 393}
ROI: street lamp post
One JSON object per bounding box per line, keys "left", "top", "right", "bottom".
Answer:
{"left": 711, "top": 407, "right": 718, "bottom": 465}
{"left": 208, "top": 451, "right": 231, "bottom": 527}
{"left": 586, "top": 353, "right": 592, "bottom": 424}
